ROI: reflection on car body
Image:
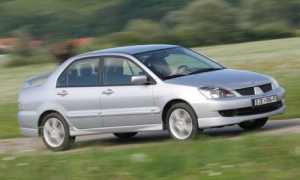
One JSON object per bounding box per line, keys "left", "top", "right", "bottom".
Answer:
{"left": 17, "top": 44, "right": 285, "bottom": 151}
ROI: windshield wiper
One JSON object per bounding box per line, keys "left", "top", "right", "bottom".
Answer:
{"left": 162, "top": 74, "right": 187, "bottom": 80}
{"left": 188, "top": 68, "right": 223, "bottom": 75}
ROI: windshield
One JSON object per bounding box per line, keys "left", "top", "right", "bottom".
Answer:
{"left": 134, "top": 47, "right": 224, "bottom": 79}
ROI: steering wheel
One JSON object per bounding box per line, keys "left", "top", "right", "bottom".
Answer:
{"left": 177, "top": 65, "right": 189, "bottom": 72}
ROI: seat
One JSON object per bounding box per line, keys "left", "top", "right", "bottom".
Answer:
{"left": 106, "top": 61, "right": 126, "bottom": 85}
{"left": 68, "top": 68, "right": 79, "bottom": 86}
{"left": 80, "top": 63, "right": 93, "bottom": 76}
{"left": 105, "top": 59, "right": 133, "bottom": 85}
{"left": 74, "top": 63, "right": 98, "bottom": 86}
{"left": 107, "top": 63, "right": 124, "bottom": 78}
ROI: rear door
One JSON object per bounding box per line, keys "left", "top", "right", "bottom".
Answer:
{"left": 55, "top": 57, "right": 103, "bottom": 129}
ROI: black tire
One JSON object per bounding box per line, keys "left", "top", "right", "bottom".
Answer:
{"left": 238, "top": 117, "right": 268, "bottom": 130}
{"left": 166, "top": 103, "right": 198, "bottom": 140}
{"left": 113, "top": 132, "right": 138, "bottom": 139}
{"left": 41, "top": 112, "right": 75, "bottom": 151}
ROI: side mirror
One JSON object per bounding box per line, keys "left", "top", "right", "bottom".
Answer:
{"left": 131, "top": 75, "right": 149, "bottom": 85}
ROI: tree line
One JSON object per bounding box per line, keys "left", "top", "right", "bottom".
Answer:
{"left": 94, "top": 0, "right": 300, "bottom": 48}
{"left": 1, "top": 0, "right": 300, "bottom": 66}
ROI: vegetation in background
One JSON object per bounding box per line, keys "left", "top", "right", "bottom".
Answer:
{"left": 4, "top": 28, "right": 54, "bottom": 67}
{"left": 49, "top": 40, "right": 74, "bottom": 64}
{"left": 4, "top": 52, "right": 54, "bottom": 67}
{"left": 0, "top": 0, "right": 299, "bottom": 50}
{"left": 0, "top": 0, "right": 194, "bottom": 38}
{"left": 237, "top": 0, "right": 296, "bottom": 40}
{"left": 11, "top": 28, "right": 33, "bottom": 57}
{"left": 0, "top": 134, "right": 300, "bottom": 179}
{"left": 0, "top": 0, "right": 299, "bottom": 66}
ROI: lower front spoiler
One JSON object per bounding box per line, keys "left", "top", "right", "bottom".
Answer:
{"left": 197, "top": 104, "right": 285, "bottom": 129}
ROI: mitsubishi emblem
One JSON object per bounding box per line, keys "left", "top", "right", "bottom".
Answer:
{"left": 254, "top": 87, "right": 264, "bottom": 95}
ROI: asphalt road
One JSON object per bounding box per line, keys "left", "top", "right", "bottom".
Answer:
{"left": 0, "top": 119, "right": 299, "bottom": 155}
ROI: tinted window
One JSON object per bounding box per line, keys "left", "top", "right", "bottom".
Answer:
{"left": 134, "top": 47, "right": 223, "bottom": 79}
{"left": 103, "top": 57, "right": 144, "bottom": 85}
{"left": 57, "top": 58, "right": 99, "bottom": 87}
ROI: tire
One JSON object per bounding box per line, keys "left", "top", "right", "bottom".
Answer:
{"left": 41, "top": 112, "right": 75, "bottom": 151}
{"left": 166, "top": 103, "right": 198, "bottom": 140}
{"left": 238, "top": 117, "right": 268, "bottom": 130}
{"left": 113, "top": 132, "right": 138, "bottom": 139}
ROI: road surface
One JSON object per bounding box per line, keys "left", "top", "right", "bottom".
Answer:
{"left": 0, "top": 119, "right": 299, "bottom": 154}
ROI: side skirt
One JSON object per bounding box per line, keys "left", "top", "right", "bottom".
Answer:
{"left": 69, "top": 124, "right": 164, "bottom": 136}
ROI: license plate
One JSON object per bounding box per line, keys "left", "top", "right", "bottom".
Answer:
{"left": 252, "top": 95, "right": 278, "bottom": 108}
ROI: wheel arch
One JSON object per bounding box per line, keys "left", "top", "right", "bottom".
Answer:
{"left": 161, "top": 99, "right": 197, "bottom": 130}
{"left": 38, "top": 110, "right": 61, "bottom": 137}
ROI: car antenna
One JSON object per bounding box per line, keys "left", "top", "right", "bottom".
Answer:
{"left": 75, "top": 37, "right": 92, "bottom": 52}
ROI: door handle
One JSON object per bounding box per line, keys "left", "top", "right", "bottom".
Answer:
{"left": 57, "top": 90, "right": 68, "bottom": 96}
{"left": 102, "top": 89, "right": 114, "bottom": 95}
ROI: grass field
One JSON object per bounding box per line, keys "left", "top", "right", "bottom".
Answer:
{"left": 0, "top": 37, "right": 300, "bottom": 139}
{"left": 0, "top": 134, "right": 300, "bottom": 179}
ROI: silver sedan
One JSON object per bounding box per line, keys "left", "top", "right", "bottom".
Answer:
{"left": 18, "top": 44, "right": 285, "bottom": 151}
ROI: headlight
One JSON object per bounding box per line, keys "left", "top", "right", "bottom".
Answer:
{"left": 269, "top": 77, "right": 279, "bottom": 90}
{"left": 198, "top": 87, "right": 236, "bottom": 99}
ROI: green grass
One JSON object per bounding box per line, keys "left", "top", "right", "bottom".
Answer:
{"left": 1, "top": 134, "right": 300, "bottom": 179}
{"left": 0, "top": 37, "right": 299, "bottom": 139}
{"left": 0, "top": 104, "right": 19, "bottom": 138}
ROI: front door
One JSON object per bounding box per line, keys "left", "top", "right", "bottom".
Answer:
{"left": 100, "top": 56, "right": 156, "bottom": 127}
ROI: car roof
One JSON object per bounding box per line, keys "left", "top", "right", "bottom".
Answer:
{"left": 81, "top": 44, "right": 179, "bottom": 56}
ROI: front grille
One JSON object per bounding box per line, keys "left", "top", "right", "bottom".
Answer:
{"left": 236, "top": 83, "right": 272, "bottom": 96}
{"left": 236, "top": 87, "right": 254, "bottom": 96}
{"left": 259, "top": 84, "right": 272, "bottom": 93}
{"left": 219, "top": 101, "right": 282, "bottom": 117}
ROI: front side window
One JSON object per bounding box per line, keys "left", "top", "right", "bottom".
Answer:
{"left": 103, "top": 57, "right": 145, "bottom": 85}
{"left": 134, "top": 47, "right": 223, "bottom": 79}
{"left": 57, "top": 58, "right": 99, "bottom": 87}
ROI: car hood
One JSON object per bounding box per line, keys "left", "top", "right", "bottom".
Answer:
{"left": 165, "top": 69, "right": 271, "bottom": 90}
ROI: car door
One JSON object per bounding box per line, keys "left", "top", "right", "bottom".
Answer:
{"left": 55, "top": 57, "right": 103, "bottom": 129}
{"left": 100, "top": 56, "right": 156, "bottom": 127}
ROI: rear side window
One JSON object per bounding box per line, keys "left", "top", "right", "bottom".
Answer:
{"left": 57, "top": 58, "right": 99, "bottom": 87}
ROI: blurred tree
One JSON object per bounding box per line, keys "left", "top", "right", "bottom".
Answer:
{"left": 224, "top": 0, "right": 242, "bottom": 6}
{"left": 0, "top": 0, "right": 299, "bottom": 45}
{"left": 0, "top": 49, "right": 5, "bottom": 55}
{"left": 49, "top": 40, "right": 74, "bottom": 64}
{"left": 124, "top": 19, "right": 165, "bottom": 44}
{"left": 160, "top": 10, "right": 185, "bottom": 29}
{"left": 101, "top": 32, "right": 142, "bottom": 46}
{"left": 178, "top": 0, "right": 237, "bottom": 46}
{"left": 238, "top": 0, "right": 294, "bottom": 40}
{"left": 168, "top": 27, "right": 200, "bottom": 47}
{"left": 12, "top": 27, "right": 32, "bottom": 57}
{"left": 0, "top": 0, "right": 194, "bottom": 40}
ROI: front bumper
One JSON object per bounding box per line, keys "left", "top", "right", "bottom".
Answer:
{"left": 190, "top": 87, "right": 285, "bottom": 129}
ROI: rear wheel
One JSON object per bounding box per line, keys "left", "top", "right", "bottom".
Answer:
{"left": 166, "top": 103, "right": 198, "bottom": 140}
{"left": 113, "top": 132, "right": 138, "bottom": 139}
{"left": 238, "top": 117, "right": 268, "bottom": 130}
{"left": 41, "top": 113, "right": 75, "bottom": 151}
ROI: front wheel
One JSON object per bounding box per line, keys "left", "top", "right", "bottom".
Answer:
{"left": 41, "top": 113, "right": 75, "bottom": 151}
{"left": 238, "top": 117, "right": 268, "bottom": 130}
{"left": 166, "top": 103, "right": 198, "bottom": 140}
